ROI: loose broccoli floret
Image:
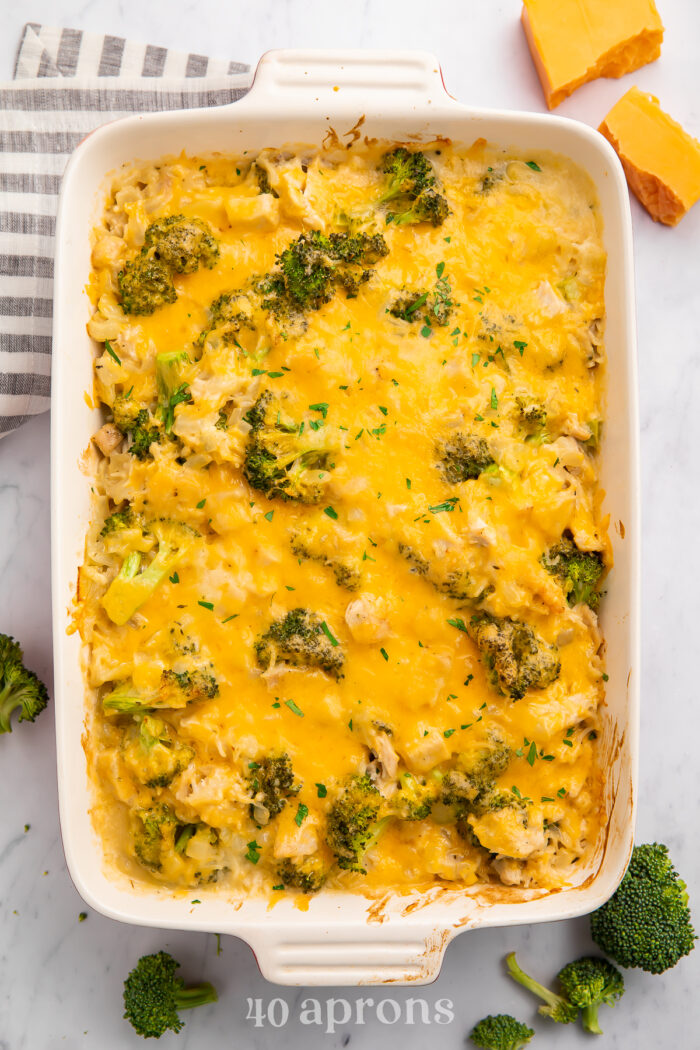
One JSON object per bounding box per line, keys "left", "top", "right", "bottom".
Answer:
{"left": 118, "top": 255, "right": 177, "bottom": 315}
{"left": 126, "top": 715, "right": 195, "bottom": 788}
{"left": 506, "top": 953, "right": 579, "bottom": 1025}
{"left": 101, "top": 520, "right": 198, "bottom": 626}
{"left": 0, "top": 633, "right": 49, "bottom": 734}
{"left": 441, "top": 739, "right": 512, "bottom": 815}
{"left": 467, "top": 615, "right": 560, "bottom": 700}
{"left": 155, "top": 350, "right": 192, "bottom": 433}
{"left": 132, "top": 804, "right": 177, "bottom": 871}
{"left": 123, "top": 950, "right": 217, "bottom": 1039}
{"left": 542, "top": 535, "right": 604, "bottom": 609}
{"left": 143, "top": 215, "right": 219, "bottom": 273}
{"left": 243, "top": 391, "right": 335, "bottom": 503}
{"left": 516, "top": 397, "right": 549, "bottom": 444}
{"left": 326, "top": 774, "right": 390, "bottom": 873}
{"left": 390, "top": 188, "right": 450, "bottom": 227}
{"left": 590, "top": 842, "right": 697, "bottom": 974}
{"left": 437, "top": 433, "right": 495, "bottom": 483}
{"left": 254, "top": 608, "right": 344, "bottom": 679}
{"left": 247, "top": 753, "right": 299, "bottom": 820}
{"left": 112, "top": 396, "right": 162, "bottom": 460}
{"left": 277, "top": 856, "right": 330, "bottom": 893}
{"left": 477, "top": 168, "right": 505, "bottom": 195}
{"left": 378, "top": 147, "right": 436, "bottom": 205}
{"left": 556, "top": 957, "right": 624, "bottom": 1035}
{"left": 470, "top": 1013, "right": 534, "bottom": 1050}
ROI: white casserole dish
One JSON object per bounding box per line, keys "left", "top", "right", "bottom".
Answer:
{"left": 51, "top": 49, "right": 640, "bottom": 986}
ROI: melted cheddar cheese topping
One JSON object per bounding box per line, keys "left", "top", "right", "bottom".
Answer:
{"left": 80, "top": 141, "right": 609, "bottom": 899}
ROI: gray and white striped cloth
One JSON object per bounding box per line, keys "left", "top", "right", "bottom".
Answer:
{"left": 1, "top": 23, "right": 252, "bottom": 437}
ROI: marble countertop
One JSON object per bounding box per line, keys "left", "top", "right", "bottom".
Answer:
{"left": 2, "top": 1, "right": 699, "bottom": 1047}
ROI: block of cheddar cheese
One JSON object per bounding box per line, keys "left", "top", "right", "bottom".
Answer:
{"left": 599, "top": 87, "right": 700, "bottom": 226}
{"left": 521, "top": 0, "right": 664, "bottom": 109}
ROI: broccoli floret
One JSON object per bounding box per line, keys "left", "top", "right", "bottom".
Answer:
{"left": 254, "top": 608, "right": 344, "bottom": 679}
{"left": 390, "top": 188, "right": 449, "bottom": 228}
{"left": 542, "top": 535, "right": 604, "bottom": 609}
{"left": 290, "top": 528, "right": 361, "bottom": 592}
{"left": 123, "top": 950, "right": 217, "bottom": 1039}
{"left": 326, "top": 774, "right": 391, "bottom": 873}
{"left": 132, "top": 804, "right": 177, "bottom": 871}
{"left": 100, "top": 504, "right": 142, "bottom": 537}
{"left": 206, "top": 291, "right": 257, "bottom": 345}
{"left": 506, "top": 953, "right": 579, "bottom": 1025}
{"left": 273, "top": 230, "right": 388, "bottom": 312}
{"left": 389, "top": 291, "right": 429, "bottom": 321}
{"left": 103, "top": 667, "right": 218, "bottom": 715}
{"left": 470, "top": 1013, "right": 534, "bottom": 1050}
{"left": 159, "top": 669, "right": 219, "bottom": 704}
{"left": 155, "top": 350, "right": 192, "bottom": 433}
{"left": 397, "top": 543, "right": 486, "bottom": 603}
{"left": 247, "top": 754, "right": 299, "bottom": 820}
{"left": 590, "top": 842, "right": 697, "bottom": 974}
{"left": 143, "top": 215, "right": 219, "bottom": 273}
{"left": 477, "top": 168, "right": 505, "bottom": 195}
{"left": 516, "top": 397, "right": 549, "bottom": 444}
{"left": 101, "top": 520, "right": 198, "bottom": 626}
{"left": 391, "top": 772, "right": 438, "bottom": 821}
{"left": 118, "top": 255, "right": 177, "bottom": 315}
{"left": 112, "top": 396, "right": 162, "bottom": 460}
{"left": 438, "top": 433, "right": 495, "bottom": 483}
{"left": 378, "top": 148, "right": 436, "bottom": 204}
{"left": 0, "top": 633, "right": 49, "bottom": 734}
{"left": 467, "top": 615, "right": 561, "bottom": 700}
{"left": 277, "top": 856, "right": 330, "bottom": 893}
{"left": 254, "top": 162, "right": 278, "bottom": 197}
{"left": 441, "top": 739, "right": 512, "bottom": 815}
{"left": 557, "top": 957, "right": 624, "bottom": 1035}
{"left": 243, "top": 390, "right": 335, "bottom": 503}
{"left": 126, "top": 715, "right": 195, "bottom": 788}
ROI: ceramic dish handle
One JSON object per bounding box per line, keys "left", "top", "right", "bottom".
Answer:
{"left": 247, "top": 924, "right": 451, "bottom": 986}
{"left": 243, "top": 49, "right": 455, "bottom": 112}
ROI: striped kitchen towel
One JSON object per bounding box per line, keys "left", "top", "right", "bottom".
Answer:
{"left": 0, "top": 23, "right": 252, "bottom": 438}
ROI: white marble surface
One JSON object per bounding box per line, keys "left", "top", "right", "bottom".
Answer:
{"left": 1, "top": 1, "right": 700, "bottom": 1047}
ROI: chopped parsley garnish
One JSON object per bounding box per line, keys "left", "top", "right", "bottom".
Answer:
{"left": 222, "top": 613, "right": 239, "bottom": 624}
{"left": 245, "top": 840, "right": 261, "bottom": 864}
{"left": 514, "top": 340, "right": 527, "bottom": 355}
{"left": 198, "top": 600, "right": 214, "bottom": 611}
{"left": 490, "top": 387, "right": 498, "bottom": 411}
{"left": 285, "top": 698, "right": 304, "bottom": 717}
{"left": 264, "top": 510, "right": 274, "bottom": 522}
{"left": 315, "top": 782, "right": 327, "bottom": 798}
{"left": 447, "top": 617, "right": 468, "bottom": 633}
{"left": 379, "top": 647, "right": 389, "bottom": 661}
{"left": 323, "top": 506, "right": 338, "bottom": 520}
{"left": 196, "top": 498, "right": 206, "bottom": 509}
{"left": 309, "top": 402, "right": 329, "bottom": 418}
{"left": 444, "top": 728, "right": 456, "bottom": 738}
{"left": 294, "top": 803, "right": 309, "bottom": 827}
{"left": 320, "top": 620, "right": 339, "bottom": 647}
{"left": 104, "top": 340, "right": 121, "bottom": 365}
{"left": 169, "top": 572, "right": 179, "bottom": 584}
{"left": 525, "top": 160, "right": 542, "bottom": 171}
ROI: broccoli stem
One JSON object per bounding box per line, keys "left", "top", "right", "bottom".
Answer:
{"left": 581, "top": 1003, "right": 603, "bottom": 1036}
{"left": 506, "top": 953, "right": 573, "bottom": 1021}
{"left": 175, "top": 983, "right": 218, "bottom": 1010}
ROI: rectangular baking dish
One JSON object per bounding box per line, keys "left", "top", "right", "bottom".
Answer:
{"left": 51, "top": 49, "right": 640, "bottom": 986}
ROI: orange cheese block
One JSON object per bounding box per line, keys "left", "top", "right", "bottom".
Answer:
{"left": 521, "top": 0, "right": 664, "bottom": 109}
{"left": 600, "top": 87, "right": 700, "bottom": 226}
